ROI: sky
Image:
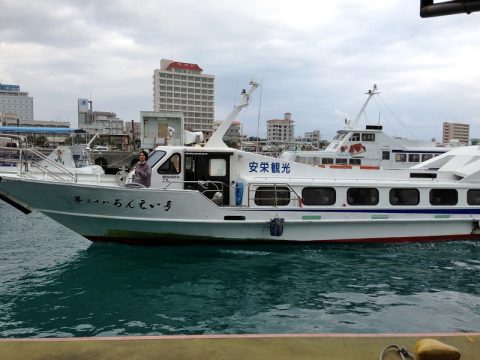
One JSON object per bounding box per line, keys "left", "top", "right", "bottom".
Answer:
{"left": 1, "top": 0, "right": 480, "bottom": 141}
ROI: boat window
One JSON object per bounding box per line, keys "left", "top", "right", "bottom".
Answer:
{"left": 408, "top": 154, "right": 420, "bottom": 163}
{"left": 422, "top": 154, "right": 433, "bottom": 161}
{"left": 185, "top": 156, "right": 193, "bottom": 171}
{"left": 389, "top": 188, "right": 420, "bottom": 205}
{"left": 395, "top": 153, "right": 406, "bottom": 162}
{"left": 429, "top": 189, "right": 458, "bottom": 206}
{"left": 147, "top": 150, "right": 166, "bottom": 167}
{"left": 302, "top": 187, "right": 335, "bottom": 205}
{"left": 333, "top": 131, "right": 347, "bottom": 140}
{"left": 361, "top": 133, "right": 375, "bottom": 141}
{"left": 347, "top": 188, "right": 379, "bottom": 206}
{"left": 382, "top": 151, "right": 390, "bottom": 160}
{"left": 349, "top": 158, "right": 361, "bottom": 165}
{"left": 254, "top": 186, "right": 290, "bottom": 206}
{"left": 350, "top": 133, "right": 360, "bottom": 141}
{"left": 322, "top": 158, "right": 334, "bottom": 165}
{"left": 467, "top": 189, "right": 480, "bottom": 205}
{"left": 335, "top": 158, "right": 347, "bottom": 164}
{"left": 209, "top": 158, "right": 226, "bottom": 177}
{"left": 157, "top": 153, "right": 181, "bottom": 174}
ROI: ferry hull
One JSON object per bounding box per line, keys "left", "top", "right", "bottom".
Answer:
{"left": 1, "top": 176, "right": 478, "bottom": 244}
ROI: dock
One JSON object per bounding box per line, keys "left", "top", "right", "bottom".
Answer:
{"left": 1, "top": 333, "right": 479, "bottom": 359}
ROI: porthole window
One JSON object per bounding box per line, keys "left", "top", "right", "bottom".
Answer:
{"left": 429, "top": 189, "right": 457, "bottom": 206}
{"left": 302, "top": 187, "right": 335, "bottom": 206}
{"left": 408, "top": 154, "right": 420, "bottom": 163}
{"left": 422, "top": 154, "right": 433, "bottom": 161}
{"left": 254, "top": 186, "right": 290, "bottom": 206}
{"left": 395, "top": 153, "right": 406, "bottom": 162}
{"left": 361, "top": 133, "right": 375, "bottom": 141}
{"left": 347, "top": 188, "right": 379, "bottom": 206}
{"left": 467, "top": 189, "right": 480, "bottom": 205}
{"left": 389, "top": 188, "right": 420, "bottom": 205}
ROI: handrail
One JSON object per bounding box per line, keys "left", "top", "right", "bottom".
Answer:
{"left": 247, "top": 182, "right": 302, "bottom": 207}
{"left": 28, "top": 148, "right": 77, "bottom": 179}
{"left": 159, "top": 180, "right": 227, "bottom": 205}
{"left": 0, "top": 145, "right": 77, "bottom": 182}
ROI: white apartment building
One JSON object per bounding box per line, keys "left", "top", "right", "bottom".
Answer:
{"left": 442, "top": 122, "right": 470, "bottom": 145}
{"left": 267, "top": 112, "right": 295, "bottom": 149}
{"left": 0, "top": 83, "right": 34, "bottom": 121}
{"left": 213, "top": 119, "right": 242, "bottom": 147}
{"left": 153, "top": 59, "right": 215, "bottom": 139}
{"left": 304, "top": 130, "right": 321, "bottom": 149}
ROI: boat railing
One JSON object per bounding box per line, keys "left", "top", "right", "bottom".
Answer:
{"left": 162, "top": 180, "right": 227, "bottom": 205}
{"left": 247, "top": 182, "right": 302, "bottom": 208}
{"left": 0, "top": 144, "right": 78, "bottom": 182}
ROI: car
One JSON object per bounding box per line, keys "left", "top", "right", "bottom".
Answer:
{"left": 93, "top": 145, "right": 108, "bottom": 151}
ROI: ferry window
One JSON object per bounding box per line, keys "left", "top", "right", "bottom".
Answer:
{"left": 395, "top": 153, "right": 406, "bottom": 162}
{"left": 347, "top": 188, "right": 379, "bottom": 206}
{"left": 185, "top": 156, "right": 193, "bottom": 171}
{"left": 254, "top": 186, "right": 290, "bottom": 206}
{"left": 157, "top": 153, "right": 181, "bottom": 174}
{"left": 390, "top": 188, "right": 420, "bottom": 205}
{"left": 408, "top": 154, "right": 420, "bottom": 163}
{"left": 335, "top": 158, "right": 347, "bottom": 164}
{"left": 361, "top": 133, "right": 375, "bottom": 141}
{"left": 322, "top": 158, "right": 334, "bottom": 165}
{"left": 422, "top": 154, "right": 433, "bottom": 161}
{"left": 349, "top": 158, "right": 361, "bottom": 165}
{"left": 429, "top": 189, "right": 458, "bottom": 206}
{"left": 302, "top": 187, "right": 335, "bottom": 205}
{"left": 467, "top": 190, "right": 480, "bottom": 205}
{"left": 209, "top": 158, "right": 226, "bottom": 177}
{"left": 382, "top": 151, "right": 390, "bottom": 160}
{"left": 350, "top": 133, "right": 360, "bottom": 141}
{"left": 147, "top": 150, "right": 166, "bottom": 167}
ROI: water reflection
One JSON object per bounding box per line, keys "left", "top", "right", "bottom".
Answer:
{"left": 1, "top": 238, "right": 480, "bottom": 337}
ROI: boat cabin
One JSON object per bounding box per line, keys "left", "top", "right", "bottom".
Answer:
{"left": 146, "top": 146, "right": 234, "bottom": 205}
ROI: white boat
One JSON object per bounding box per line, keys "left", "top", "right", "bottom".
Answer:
{"left": 1, "top": 81, "right": 480, "bottom": 244}
{"left": 0, "top": 134, "right": 119, "bottom": 186}
{"left": 280, "top": 85, "right": 448, "bottom": 169}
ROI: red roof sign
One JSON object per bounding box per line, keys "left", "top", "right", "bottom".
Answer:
{"left": 166, "top": 62, "right": 203, "bottom": 72}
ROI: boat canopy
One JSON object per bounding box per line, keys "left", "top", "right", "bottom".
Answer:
{"left": 0, "top": 127, "right": 87, "bottom": 134}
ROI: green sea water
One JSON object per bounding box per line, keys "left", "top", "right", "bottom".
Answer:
{"left": 1, "top": 200, "right": 480, "bottom": 337}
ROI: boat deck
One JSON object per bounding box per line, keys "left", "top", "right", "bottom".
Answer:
{"left": 1, "top": 333, "right": 479, "bottom": 359}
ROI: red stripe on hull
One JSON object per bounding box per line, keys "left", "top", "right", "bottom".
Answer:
{"left": 85, "top": 233, "right": 480, "bottom": 245}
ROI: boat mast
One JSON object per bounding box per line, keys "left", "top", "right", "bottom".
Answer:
{"left": 205, "top": 80, "right": 259, "bottom": 148}
{"left": 347, "top": 84, "right": 380, "bottom": 130}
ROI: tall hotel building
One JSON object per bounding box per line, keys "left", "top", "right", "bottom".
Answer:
{"left": 0, "top": 83, "right": 34, "bottom": 122}
{"left": 153, "top": 59, "right": 215, "bottom": 139}
{"left": 442, "top": 122, "right": 470, "bottom": 145}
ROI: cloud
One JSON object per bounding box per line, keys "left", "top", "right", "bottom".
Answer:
{"left": 1, "top": 0, "right": 480, "bottom": 140}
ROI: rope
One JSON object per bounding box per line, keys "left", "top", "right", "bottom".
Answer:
{"left": 379, "top": 344, "right": 414, "bottom": 360}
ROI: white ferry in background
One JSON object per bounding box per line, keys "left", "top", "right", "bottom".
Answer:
{"left": 280, "top": 85, "right": 448, "bottom": 169}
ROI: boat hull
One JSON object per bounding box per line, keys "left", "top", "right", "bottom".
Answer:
{"left": 1, "top": 176, "right": 479, "bottom": 244}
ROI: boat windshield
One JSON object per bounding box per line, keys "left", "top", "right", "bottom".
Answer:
{"left": 147, "top": 150, "right": 166, "bottom": 167}
{"left": 333, "top": 131, "right": 348, "bottom": 141}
